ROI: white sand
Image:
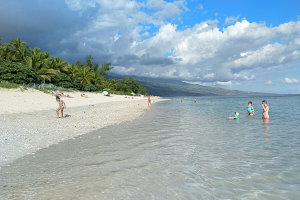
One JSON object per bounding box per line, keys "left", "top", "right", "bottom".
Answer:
{"left": 0, "top": 88, "right": 162, "bottom": 167}
{"left": 0, "top": 88, "right": 148, "bottom": 114}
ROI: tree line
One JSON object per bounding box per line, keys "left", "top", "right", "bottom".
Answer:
{"left": 0, "top": 38, "right": 147, "bottom": 95}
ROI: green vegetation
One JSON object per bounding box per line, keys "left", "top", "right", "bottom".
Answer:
{"left": 0, "top": 38, "right": 147, "bottom": 95}
{"left": 0, "top": 82, "right": 25, "bottom": 89}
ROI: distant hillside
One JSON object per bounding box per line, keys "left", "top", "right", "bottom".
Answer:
{"left": 106, "top": 74, "right": 269, "bottom": 97}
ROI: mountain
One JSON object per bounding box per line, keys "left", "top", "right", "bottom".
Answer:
{"left": 106, "top": 74, "right": 270, "bottom": 97}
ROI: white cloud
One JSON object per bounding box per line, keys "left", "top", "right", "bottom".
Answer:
{"left": 225, "top": 15, "right": 240, "bottom": 24}
{"left": 284, "top": 78, "right": 299, "bottom": 84}
{"left": 216, "top": 81, "right": 232, "bottom": 86}
{"left": 265, "top": 80, "right": 273, "bottom": 85}
{"left": 183, "top": 80, "right": 235, "bottom": 87}
{"left": 65, "top": 0, "right": 97, "bottom": 11}
{"left": 58, "top": 1, "right": 300, "bottom": 87}
{"left": 142, "top": 32, "right": 149, "bottom": 37}
{"left": 233, "top": 73, "right": 255, "bottom": 80}
{"left": 203, "top": 73, "right": 215, "bottom": 79}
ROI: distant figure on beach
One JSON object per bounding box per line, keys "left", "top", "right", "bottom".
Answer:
{"left": 180, "top": 98, "right": 183, "bottom": 103}
{"left": 228, "top": 112, "right": 239, "bottom": 120}
{"left": 194, "top": 98, "right": 197, "bottom": 103}
{"left": 148, "top": 96, "right": 152, "bottom": 106}
{"left": 56, "top": 95, "right": 66, "bottom": 118}
{"left": 247, "top": 101, "right": 254, "bottom": 116}
{"left": 61, "top": 92, "right": 72, "bottom": 98}
{"left": 262, "top": 100, "right": 269, "bottom": 120}
{"left": 81, "top": 93, "right": 88, "bottom": 98}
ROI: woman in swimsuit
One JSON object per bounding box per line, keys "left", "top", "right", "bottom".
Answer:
{"left": 262, "top": 100, "right": 269, "bottom": 120}
{"left": 56, "top": 95, "right": 66, "bottom": 118}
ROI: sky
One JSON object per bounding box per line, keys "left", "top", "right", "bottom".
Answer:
{"left": 0, "top": 0, "right": 300, "bottom": 94}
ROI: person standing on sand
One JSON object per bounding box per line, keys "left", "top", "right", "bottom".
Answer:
{"left": 148, "top": 96, "right": 152, "bottom": 106}
{"left": 56, "top": 95, "right": 66, "bottom": 118}
{"left": 262, "top": 100, "right": 269, "bottom": 120}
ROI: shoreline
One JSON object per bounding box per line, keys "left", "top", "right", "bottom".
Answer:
{"left": 0, "top": 88, "right": 163, "bottom": 167}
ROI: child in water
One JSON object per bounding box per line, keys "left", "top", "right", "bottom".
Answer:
{"left": 56, "top": 95, "right": 66, "bottom": 118}
{"left": 247, "top": 101, "right": 254, "bottom": 116}
{"left": 228, "top": 112, "right": 239, "bottom": 120}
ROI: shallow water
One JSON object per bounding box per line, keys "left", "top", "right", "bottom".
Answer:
{"left": 1, "top": 96, "right": 300, "bottom": 199}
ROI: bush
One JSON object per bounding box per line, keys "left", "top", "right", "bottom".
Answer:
{"left": 84, "top": 83, "right": 98, "bottom": 91}
{"left": 121, "top": 78, "right": 147, "bottom": 95}
{"left": 0, "top": 60, "right": 42, "bottom": 84}
{"left": 0, "top": 81, "right": 23, "bottom": 89}
{"left": 51, "top": 72, "right": 74, "bottom": 89}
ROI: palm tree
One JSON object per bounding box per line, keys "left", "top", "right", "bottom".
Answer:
{"left": 86, "top": 55, "right": 99, "bottom": 72}
{"left": 76, "top": 66, "right": 95, "bottom": 90}
{"left": 37, "top": 68, "right": 59, "bottom": 82}
{"left": 97, "top": 62, "right": 112, "bottom": 76}
{"left": 8, "top": 38, "right": 29, "bottom": 62}
{"left": 51, "top": 57, "right": 68, "bottom": 72}
{"left": 25, "top": 47, "right": 50, "bottom": 71}
{"left": 66, "top": 63, "right": 79, "bottom": 83}
{"left": 0, "top": 42, "right": 11, "bottom": 60}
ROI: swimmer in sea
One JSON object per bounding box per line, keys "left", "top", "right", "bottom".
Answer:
{"left": 56, "top": 95, "right": 66, "bottom": 118}
{"left": 194, "top": 98, "right": 197, "bottom": 103}
{"left": 228, "top": 112, "right": 239, "bottom": 120}
{"left": 262, "top": 100, "right": 269, "bottom": 120}
{"left": 247, "top": 101, "right": 254, "bottom": 116}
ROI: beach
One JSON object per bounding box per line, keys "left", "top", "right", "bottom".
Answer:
{"left": 1, "top": 96, "right": 299, "bottom": 199}
{"left": 0, "top": 88, "right": 161, "bottom": 167}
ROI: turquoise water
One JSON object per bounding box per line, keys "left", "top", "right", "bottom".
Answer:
{"left": 1, "top": 96, "right": 300, "bottom": 199}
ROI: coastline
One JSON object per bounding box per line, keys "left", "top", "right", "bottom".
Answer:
{"left": 0, "top": 88, "right": 163, "bottom": 167}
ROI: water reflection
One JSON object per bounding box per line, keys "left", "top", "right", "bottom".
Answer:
{"left": 1, "top": 97, "right": 300, "bottom": 200}
{"left": 263, "top": 119, "right": 270, "bottom": 141}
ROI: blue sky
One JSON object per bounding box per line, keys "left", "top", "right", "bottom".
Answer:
{"left": 0, "top": 0, "right": 299, "bottom": 94}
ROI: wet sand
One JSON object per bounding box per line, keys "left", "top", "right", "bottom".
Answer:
{"left": 0, "top": 88, "right": 162, "bottom": 166}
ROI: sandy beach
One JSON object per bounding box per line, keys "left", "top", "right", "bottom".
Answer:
{"left": 0, "top": 88, "right": 161, "bottom": 167}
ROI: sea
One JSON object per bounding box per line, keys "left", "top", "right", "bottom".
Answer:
{"left": 1, "top": 95, "right": 300, "bottom": 200}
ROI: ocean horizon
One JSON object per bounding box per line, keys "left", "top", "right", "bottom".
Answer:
{"left": 1, "top": 95, "right": 299, "bottom": 199}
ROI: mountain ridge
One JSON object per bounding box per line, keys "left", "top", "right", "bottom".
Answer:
{"left": 106, "top": 74, "right": 275, "bottom": 97}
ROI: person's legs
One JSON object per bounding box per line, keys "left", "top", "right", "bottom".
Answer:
{"left": 56, "top": 108, "right": 60, "bottom": 118}
{"left": 61, "top": 108, "right": 64, "bottom": 118}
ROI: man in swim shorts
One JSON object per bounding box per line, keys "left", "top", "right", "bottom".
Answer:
{"left": 56, "top": 95, "right": 66, "bottom": 118}
{"left": 262, "top": 100, "right": 269, "bottom": 120}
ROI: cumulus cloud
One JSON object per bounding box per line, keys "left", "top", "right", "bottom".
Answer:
{"left": 216, "top": 81, "right": 232, "bottom": 86}
{"left": 225, "top": 15, "right": 240, "bottom": 24}
{"left": 203, "top": 73, "right": 215, "bottom": 79}
{"left": 1, "top": 0, "right": 300, "bottom": 89}
{"left": 265, "top": 80, "right": 273, "bottom": 85}
{"left": 62, "top": 12, "right": 300, "bottom": 86}
{"left": 233, "top": 73, "right": 255, "bottom": 80}
{"left": 284, "top": 78, "right": 299, "bottom": 84}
